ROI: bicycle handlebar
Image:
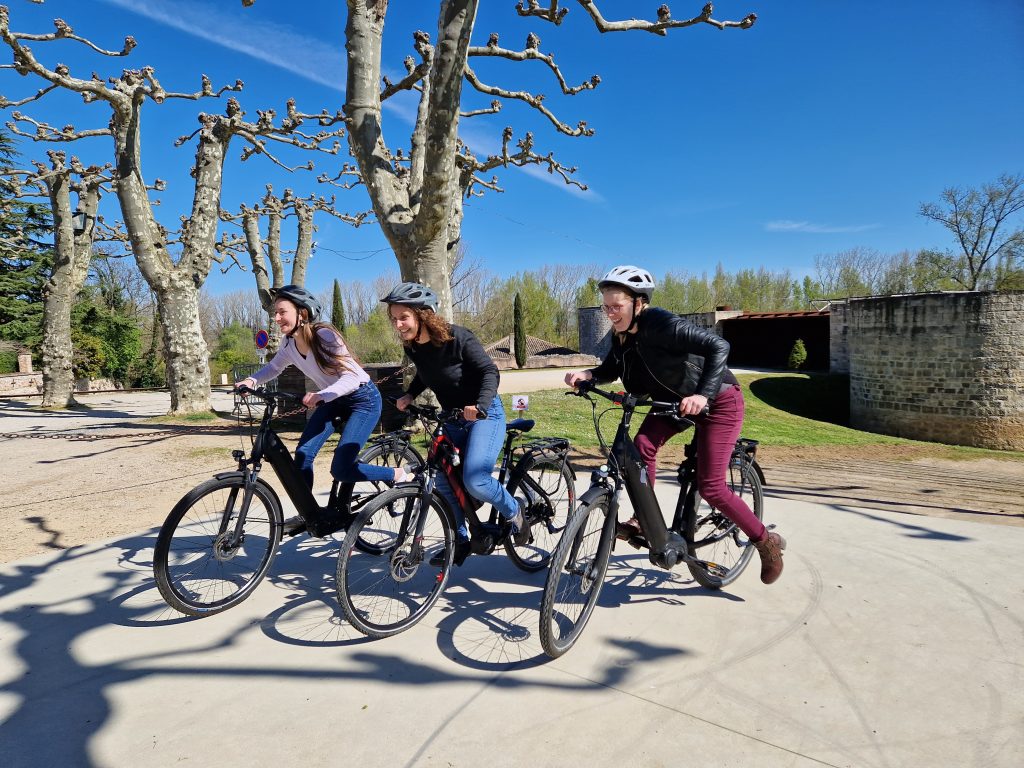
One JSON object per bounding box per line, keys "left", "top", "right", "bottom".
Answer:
{"left": 233, "top": 385, "right": 304, "bottom": 406}
{"left": 386, "top": 396, "right": 487, "bottom": 422}
{"left": 568, "top": 380, "right": 707, "bottom": 422}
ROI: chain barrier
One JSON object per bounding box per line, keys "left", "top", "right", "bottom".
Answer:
{"left": 1, "top": 364, "right": 415, "bottom": 442}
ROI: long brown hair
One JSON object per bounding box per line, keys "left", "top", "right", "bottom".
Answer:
{"left": 408, "top": 307, "right": 452, "bottom": 347}
{"left": 292, "top": 306, "right": 355, "bottom": 376}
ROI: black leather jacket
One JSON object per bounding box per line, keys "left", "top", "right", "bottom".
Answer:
{"left": 588, "top": 306, "right": 732, "bottom": 401}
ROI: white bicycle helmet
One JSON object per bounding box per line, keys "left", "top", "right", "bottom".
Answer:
{"left": 598, "top": 265, "right": 655, "bottom": 299}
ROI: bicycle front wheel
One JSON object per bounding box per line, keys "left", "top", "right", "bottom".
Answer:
{"left": 154, "top": 476, "right": 282, "bottom": 616}
{"left": 539, "top": 490, "right": 614, "bottom": 658}
{"left": 685, "top": 460, "right": 763, "bottom": 589}
{"left": 336, "top": 486, "right": 454, "bottom": 638}
{"left": 503, "top": 457, "right": 575, "bottom": 572}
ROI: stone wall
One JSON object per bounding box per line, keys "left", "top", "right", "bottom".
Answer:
{"left": 848, "top": 291, "right": 1024, "bottom": 450}
{"left": 829, "top": 300, "right": 850, "bottom": 374}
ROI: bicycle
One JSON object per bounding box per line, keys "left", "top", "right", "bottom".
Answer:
{"left": 152, "top": 385, "right": 423, "bottom": 617}
{"left": 539, "top": 380, "right": 767, "bottom": 658}
{"left": 335, "top": 401, "right": 575, "bottom": 638}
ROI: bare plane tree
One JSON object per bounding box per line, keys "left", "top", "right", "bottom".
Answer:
{"left": 0, "top": 7, "right": 346, "bottom": 413}
{"left": 2, "top": 150, "right": 111, "bottom": 408}
{"left": 246, "top": 1, "right": 756, "bottom": 318}
{"left": 218, "top": 184, "right": 370, "bottom": 351}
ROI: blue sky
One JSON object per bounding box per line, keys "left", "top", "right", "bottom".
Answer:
{"left": 4, "top": 0, "right": 1022, "bottom": 296}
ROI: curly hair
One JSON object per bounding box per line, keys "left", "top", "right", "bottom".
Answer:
{"left": 389, "top": 305, "right": 452, "bottom": 346}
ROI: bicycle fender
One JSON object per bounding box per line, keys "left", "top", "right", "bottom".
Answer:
{"left": 211, "top": 471, "right": 285, "bottom": 515}
{"left": 576, "top": 486, "right": 610, "bottom": 510}
{"left": 751, "top": 459, "right": 766, "bottom": 487}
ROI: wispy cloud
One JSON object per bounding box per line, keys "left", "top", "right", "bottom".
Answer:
{"left": 764, "top": 219, "right": 880, "bottom": 234}
{"left": 98, "top": 0, "right": 343, "bottom": 92}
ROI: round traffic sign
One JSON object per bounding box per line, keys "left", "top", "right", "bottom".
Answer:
{"left": 255, "top": 329, "right": 270, "bottom": 349}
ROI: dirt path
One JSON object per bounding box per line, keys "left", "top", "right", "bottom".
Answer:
{"left": 1, "top": 391, "right": 1021, "bottom": 563}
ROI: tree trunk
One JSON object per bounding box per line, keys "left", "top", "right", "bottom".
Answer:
{"left": 40, "top": 172, "right": 99, "bottom": 409}
{"left": 157, "top": 278, "right": 211, "bottom": 413}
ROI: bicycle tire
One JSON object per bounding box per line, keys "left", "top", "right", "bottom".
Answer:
{"left": 539, "top": 489, "right": 614, "bottom": 658}
{"left": 503, "top": 457, "right": 575, "bottom": 572}
{"left": 685, "top": 460, "right": 763, "bottom": 589}
{"left": 154, "top": 475, "right": 282, "bottom": 616}
{"left": 342, "top": 441, "right": 424, "bottom": 555}
{"left": 336, "top": 486, "right": 454, "bottom": 638}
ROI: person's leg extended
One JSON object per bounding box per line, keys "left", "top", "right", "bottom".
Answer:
{"left": 462, "top": 397, "right": 518, "bottom": 519}
{"left": 694, "top": 386, "right": 765, "bottom": 540}
{"left": 331, "top": 384, "right": 393, "bottom": 484}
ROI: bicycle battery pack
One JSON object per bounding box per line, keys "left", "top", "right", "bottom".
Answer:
{"left": 620, "top": 439, "right": 687, "bottom": 570}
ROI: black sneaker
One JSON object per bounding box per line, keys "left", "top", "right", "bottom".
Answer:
{"left": 282, "top": 515, "right": 307, "bottom": 537}
{"left": 429, "top": 539, "right": 472, "bottom": 567}
{"left": 509, "top": 498, "right": 531, "bottom": 547}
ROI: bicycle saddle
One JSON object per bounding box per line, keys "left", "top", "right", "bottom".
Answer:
{"left": 506, "top": 418, "right": 535, "bottom": 434}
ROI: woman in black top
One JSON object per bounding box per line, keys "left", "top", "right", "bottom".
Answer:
{"left": 383, "top": 282, "right": 527, "bottom": 565}
{"left": 565, "top": 266, "right": 786, "bottom": 584}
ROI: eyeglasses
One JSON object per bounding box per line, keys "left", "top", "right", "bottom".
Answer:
{"left": 601, "top": 302, "right": 631, "bottom": 315}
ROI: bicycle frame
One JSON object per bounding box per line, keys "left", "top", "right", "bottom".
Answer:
{"left": 401, "top": 405, "right": 572, "bottom": 556}
{"left": 571, "top": 383, "right": 706, "bottom": 571}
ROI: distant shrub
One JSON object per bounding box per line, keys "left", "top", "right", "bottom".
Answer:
{"left": 787, "top": 338, "right": 808, "bottom": 370}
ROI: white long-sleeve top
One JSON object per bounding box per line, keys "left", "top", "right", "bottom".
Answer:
{"left": 249, "top": 328, "right": 370, "bottom": 402}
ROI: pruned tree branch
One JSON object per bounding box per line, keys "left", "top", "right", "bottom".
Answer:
{"left": 469, "top": 33, "right": 601, "bottom": 96}
{"left": 464, "top": 65, "right": 593, "bottom": 136}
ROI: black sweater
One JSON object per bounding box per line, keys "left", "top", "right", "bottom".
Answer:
{"left": 404, "top": 325, "right": 500, "bottom": 412}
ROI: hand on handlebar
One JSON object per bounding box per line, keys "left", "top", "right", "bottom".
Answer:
{"left": 234, "top": 378, "right": 257, "bottom": 396}
{"left": 463, "top": 404, "right": 486, "bottom": 421}
{"left": 678, "top": 394, "right": 708, "bottom": 417}
{"left": 564, "top": 370, "right": 592, "bottom": 389}
{"left": 395, "top": 394, "right": 413, "bottom": 411}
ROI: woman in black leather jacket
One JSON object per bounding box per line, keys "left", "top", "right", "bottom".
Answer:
{"left": 565, "top": 266, "right": 786, "bottom": 584}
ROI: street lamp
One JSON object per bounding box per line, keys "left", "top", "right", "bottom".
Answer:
{"left": 71, "top": 209, "right": 91, "bottom": 236}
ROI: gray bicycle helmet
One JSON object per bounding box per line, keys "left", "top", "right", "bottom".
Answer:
{"left": 268, "top": 284, "right": 322, "bottom": 321}
{"left": 598, "top": 265, "right": 656, "bottom": 299}
{"left": 380, "top": 281, "right": 439, "bottom": 312}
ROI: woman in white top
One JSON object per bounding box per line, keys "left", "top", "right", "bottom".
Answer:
{"left": 237, "top": 286, "right": 406, "bottom": 511}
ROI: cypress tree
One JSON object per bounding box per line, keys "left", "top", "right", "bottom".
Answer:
{"left": 332, "top": 279, "right": 346, "bottom": 333}
{"left": 513, "top": 292, "right": 527, "bottom": 369}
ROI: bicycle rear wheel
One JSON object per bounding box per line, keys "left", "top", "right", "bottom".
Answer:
{"left": 336, "top": 486, "right": 454, "bottom": 638}
{"left": 154, "top": 476, "right": 282, "bottom": 616}
{"left": 539, "top": 490, "right": 614, "bottom": 658}
{"left": 504, "top": 457, "right": 575, "bottom": 572}
{"left": 685, "top": 460, "right": 763, "bottom": 589}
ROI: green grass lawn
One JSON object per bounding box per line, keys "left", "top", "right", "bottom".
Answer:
{"left": 498, "top": 374, "right": 1023, "bottom": 461}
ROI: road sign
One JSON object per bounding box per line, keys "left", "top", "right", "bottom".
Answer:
{"left": 255, "top": 329, "right": 270, "bottom": 350}
{"left": 512, "top": 395, "right": 529, "bottom": 411}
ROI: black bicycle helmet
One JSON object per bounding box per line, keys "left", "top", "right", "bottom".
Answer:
{"left": 268, "top": 284, "right": 322, "bottom": 322}
{"left": 598, "top": 265, "right": 656, "bottom": 299}
{"left": 380, "top": 281, "right": 439, "bottom": 312}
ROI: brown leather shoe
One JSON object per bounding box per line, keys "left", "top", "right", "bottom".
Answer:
{"left": 753, "top": 531, "right": 786, "bottom": 584}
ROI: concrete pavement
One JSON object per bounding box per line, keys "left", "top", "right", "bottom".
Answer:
{"left": 1, "top": 473, "right": 1021, "bottom": 767}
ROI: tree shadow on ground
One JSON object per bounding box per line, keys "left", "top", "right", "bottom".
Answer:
{"left": 748, "top": 374, "right": 849, "bottom": 425}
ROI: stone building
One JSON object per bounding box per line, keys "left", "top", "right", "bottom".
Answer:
{"left": 831, "top": 291, "right": 1024, "bottom": 450}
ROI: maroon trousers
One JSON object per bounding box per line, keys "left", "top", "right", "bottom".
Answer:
{"left": 633, "top": 385, "right": 766, "bottom": 541}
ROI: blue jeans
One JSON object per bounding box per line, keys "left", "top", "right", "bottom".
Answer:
{"left": 294, "top": 382, "right": 393, "bottom": 488}
{"left": 434, "top": 396, "right": 518, "bottom": 539}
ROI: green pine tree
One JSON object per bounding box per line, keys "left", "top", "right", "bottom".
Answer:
{"left": 0, "top": 130, "right": 52, "bottom": 358}
{"left": 787, "top": 338, "right": 808, "bottom": 370}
